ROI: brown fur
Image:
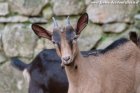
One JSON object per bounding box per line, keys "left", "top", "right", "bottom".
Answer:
{"left": 66, "top": 41, "right": 140, "bottom": 93}
{"left": 31, "top": 13, "right": 140, "bottom": 93}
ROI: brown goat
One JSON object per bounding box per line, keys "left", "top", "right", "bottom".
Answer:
{"left": 31, "top": 13, "right": 140, "bottom": 93}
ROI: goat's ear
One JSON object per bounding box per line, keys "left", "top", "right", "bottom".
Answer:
{"left": 32, "top": 24, "right": 52, "bottom": 40}
{"left": 76, "top": 13, "right": 88, "bottom": 35}
{"left": 129, "top": 32, "right": 138, "bottom": 45}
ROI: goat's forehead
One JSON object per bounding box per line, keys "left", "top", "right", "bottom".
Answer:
{"left": 53, "top": 26, "right": 75, "bottom": 39}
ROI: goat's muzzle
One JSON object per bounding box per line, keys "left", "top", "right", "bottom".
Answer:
{"left": 62, "top": 56, "right": 73, "bottom": 66}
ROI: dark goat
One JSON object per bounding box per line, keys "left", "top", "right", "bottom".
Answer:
{"left": 11, "top": 37, "right": 129, "bottom": 93}
{"left": 11, "top": 49, "right": 68, "bottom": 93}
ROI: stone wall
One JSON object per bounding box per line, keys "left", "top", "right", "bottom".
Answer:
{"left": 0, "top": 0, "right": 139, "bottom": 93}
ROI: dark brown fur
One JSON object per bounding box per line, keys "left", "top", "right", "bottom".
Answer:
{"left": 129, "top": 32, "right": 140, "bottom": 48}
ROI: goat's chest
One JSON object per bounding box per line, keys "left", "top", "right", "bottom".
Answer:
{"left": 74, "top": 62, "right": 135, "bottom": 93}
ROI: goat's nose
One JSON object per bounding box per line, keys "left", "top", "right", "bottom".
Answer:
{"left": 63, "top": 56, "right": 70, "bottom": 62}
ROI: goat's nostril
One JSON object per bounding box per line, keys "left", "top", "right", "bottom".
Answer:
{"left": 63, "top": 56, "right": 70, "bottom": 61}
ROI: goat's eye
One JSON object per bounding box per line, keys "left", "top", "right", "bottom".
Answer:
{"left": 73, "top": 36, "right": 78, "bottom": 40}
{"left": 52, "top": 40, "right": 56, "bottom": 44}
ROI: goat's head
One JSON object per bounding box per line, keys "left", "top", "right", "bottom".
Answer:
{"left": 32, "top": 13, "right": 88, "bottom": 66}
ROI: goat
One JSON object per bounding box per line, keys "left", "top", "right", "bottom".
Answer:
{"left": 11, "top": 49, "right": 68, "bottom": 93}
{"left": 11, "top": 37, "right": 130, "bottom": 93}
{"left": 31, "top": 13, "right": 140, "bottom": 93}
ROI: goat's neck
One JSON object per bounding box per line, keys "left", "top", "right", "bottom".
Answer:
{"left": 64, "top": 48, "right": 86, "bottom": 86}
{"left": 64, "top": 49, "right": 99, "bottom": 91}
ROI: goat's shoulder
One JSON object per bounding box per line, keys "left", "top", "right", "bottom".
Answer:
{"left": 29, "top": 49, "right": 61, "bottom": 72}
{"left": 41, "top": 49, "right": 60, "bottom": 60}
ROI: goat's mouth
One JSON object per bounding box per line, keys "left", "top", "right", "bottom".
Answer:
{"left": 62, "top": 58, "right": 73, "bottom": 66}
